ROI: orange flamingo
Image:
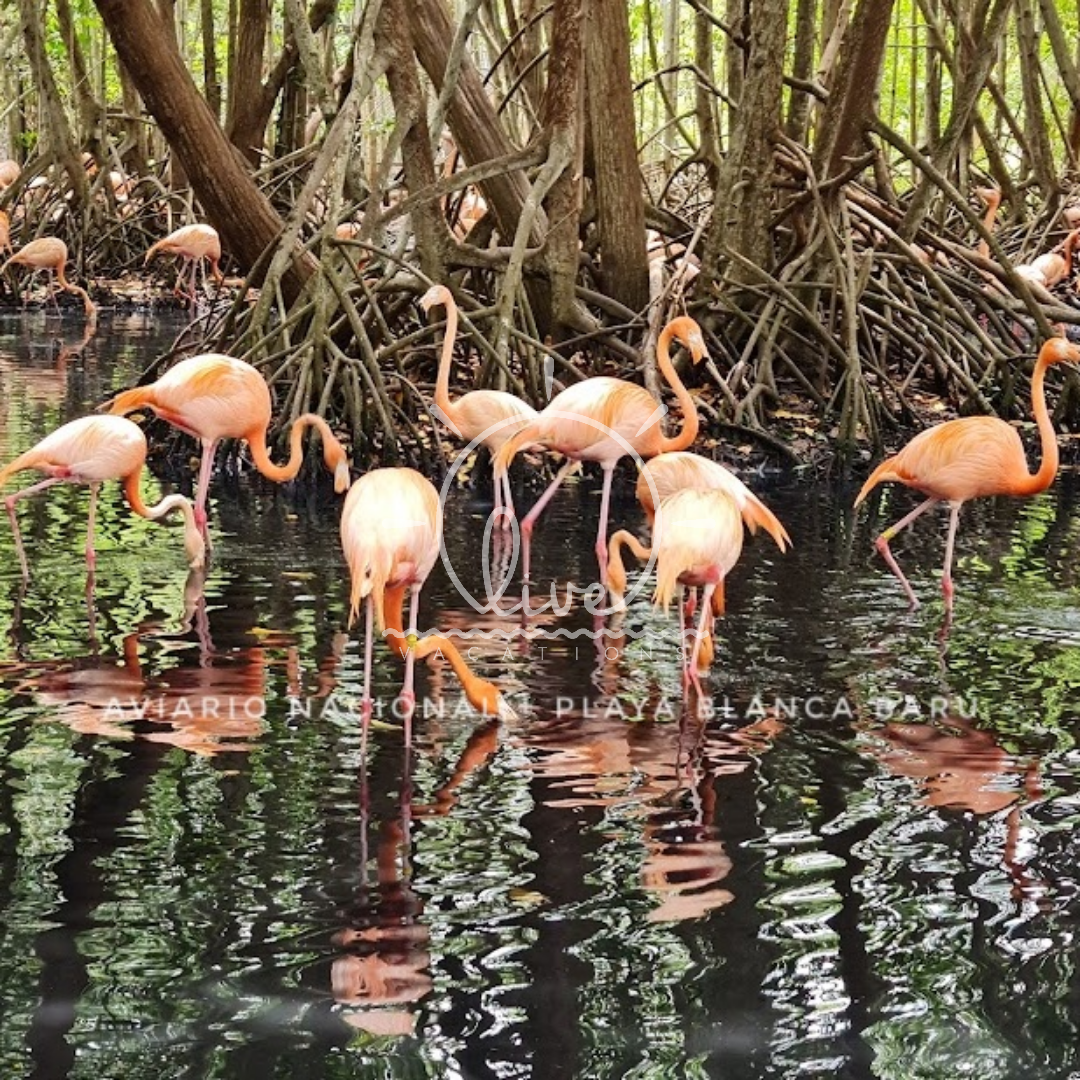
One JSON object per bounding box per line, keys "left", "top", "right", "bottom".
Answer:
{"left": 145, "top": 223, "right": 224, "bottom": 305}
{"left": 340, "top": 467, "right": 513, "bottom": 729}
{"left": 422, "top": 284, "right": 537, "bottom": 516}
{"left": 855, "top": 337, "right": 1080, "bottom": 618}
{"left": 104, "top": 353, "right": 351, "bottom": 543}
{"left": 494, "top": 315, "right": 708, "bottom": 581}
{"left": 607, "top": 487, "right": 744, "bottom": 696}
{"left": 636, "top": 451, "right": 790, "bottom": 550}
{"left": 0, "top": 237, "right": 96, "bottom": 316}
{"left": 0, "top": 414, "right": 205, "bottom": 580}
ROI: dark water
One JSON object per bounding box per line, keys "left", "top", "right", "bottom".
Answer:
{"left": 2, "top": 312, "right": 1080, "bottom": 1079}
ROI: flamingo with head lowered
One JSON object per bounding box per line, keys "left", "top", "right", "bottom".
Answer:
{"left": 0, "top": 414, "right": 205, "bottom": 581}
{"left": 494, "top": 316, "right": 709, "bottom": 582}
{"left": 855, "top": 337, "right": 1080, "bottom": 622}
{"left": 104, "top": 353, "right": 350, "bottom": 547}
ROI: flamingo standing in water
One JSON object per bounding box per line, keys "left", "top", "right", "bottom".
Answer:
{"left": 104, "top": 353, "right": 351, "bottom": 544}
{"left": 855, "top": 337, "right": 1080, "bottom": 619}
{"left": 1, "top": 237, "right": 96, "bottom": 317}
{"left": 0, "top": 414, "right": 205, "bottom": 581}
{"left": 494, "top": 315, "right": 709, "bottom": 581}
{"left": 607, "top": 487, "right": 744, "bottom": 696}
{"left": 422, "top": 284, "right": 537, "bottom": 516}
{"left": 145, "top": 223, "right": 224, "bottom": 305}
{"left": 340, "top": 467, "right": 513, "bottom": 731}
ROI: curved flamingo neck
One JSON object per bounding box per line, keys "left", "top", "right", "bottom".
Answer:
{"left": 1013, "top": 349, "right": 1059, "bottom": 496}
{"left": 608, "top": 529, "right": 652, "bottom": 602}
{"left": 656, "top": 324, "right": 699, "bottom": 454}
{"left": 247, "top": 414, "right": 337, "bottom": 483}
{"left": 381, "top": 583, "right": 498, "bottom": 714}
{"left": 123, "top": 470, "right": 205, "bottom": 567}
{"left": 433, "top": 293, "right": 459, "bottom": 417}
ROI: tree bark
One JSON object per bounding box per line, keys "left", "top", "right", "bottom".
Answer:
{"left": 16, "top": 0, "right": 88, "bottom": 206}
{"left": 584, "top": 0, "right": 648, "bottom": 311}
{"left": 542, "top": 0, "right": 585, "bottom": 336}
{"left": 899, "top": 0, "right": 1013, "bottom": 239}
{"left": 409, "top": 0, "right": 540, "bottom": 244}
{"left": 225, "top": 0, "right": 271, "bottom": 162}
{"left": 703, "top": 0, "right": 787, "bottom": 286}
{"left": 93, "top": 0, "right": 309, "bottom": 297}
{"left": 375, "top": 0, "right": 450, "bottom": 281}
{"left": 813, "top": 0, "right": 896, "bottom": 182}
{"left": 1015, "top": 0, "right": 1055, "bottom": 198}
{"left": 201, "top": 0, "right": 222, "bottom": 121}
{"left": 56, "top": 0, "right": 103, "bottom": 149}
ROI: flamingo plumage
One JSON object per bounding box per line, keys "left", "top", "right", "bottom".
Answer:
{"left": 494, "top": 315, "right": 708, "bottom": 581}
{"left": 422, "top": 284, "right": 537, "bottom": 517}
{"left": 854, "top": 337, "right": 1080, "bottom": 620}
{"left": 0, "top": 414, "right": 205, "bottom": 580}
{"left": 145, "top": 223, "right": 224, "bottom": 305}
{"left": 104, "top": 353, "right": 350, "bottom": 545}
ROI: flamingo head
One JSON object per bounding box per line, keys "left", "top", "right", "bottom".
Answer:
{"left": 669, "top": 316, "right": 709, "bottom": 365}
{"left": 1040, "top": 338, "right": 1080, "bottom": 367}
{"left": 419, "top": 284, "right": 453, "bottom": 315}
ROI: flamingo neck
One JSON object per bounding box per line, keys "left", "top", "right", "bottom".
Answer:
{"left": 434, "top": 298, "right": 459, "bottom": 417}
{"left": 123, "top": 471, "right": 206, "bottom": 568}
{"left": 381, "top": 584, "right": 500, "bottom": 714}
{"left": 1015, "top": 352, "right": 1059, "bottom": 496}
{"left": 656, "top": 324, "right": 699, "bottom": 453}
{"left": 247, "top": 414, "right": 336, "bottom": 484}
{"left": 608, "top": 529, "right": 652, "bottom": 606}
{"left": 1064, "top": 231, "right": 1079, "bottom": 277}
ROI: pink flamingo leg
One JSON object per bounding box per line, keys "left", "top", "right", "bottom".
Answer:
{"left": 6, "top": 477, "right": 64, "bottom": 581}
{"left": 873, "top": 496, "right": 938, "bottom": 608}
{"left": 688, "top": 582, "right": 716, "bottom": 703}
{"left": 521, "top": 459, "right": 576, "bottom": 581}
{"left": 594, "top": 464, "right": 615, "bottom": 583}
{"left": 360, "top": 596, "right": 375, "bottom": 749}
{"left": 401, "top": 583, "right": 420, "bottom": 721}
{"left": 193, "top": 438, "right": 218, "bottom": 544}
{"left": 84, "top": 482, "right": 99, "bottom": 570}
{"left": 941, "top": 501, "right": 963, "bottom": 623}
{"left": 678, "top": 584, "right": 691, "bottom": 696}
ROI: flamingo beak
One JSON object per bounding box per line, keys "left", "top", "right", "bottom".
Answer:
{"left": 334, "top": 457, "right": 351, "bottom": 494}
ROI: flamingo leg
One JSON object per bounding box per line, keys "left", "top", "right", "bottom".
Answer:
{"left": 594, "top": 464, "right": 615, "bottom": 583}
{"left": 688, "top": 582, "right": 716, "bottom": 703}
{"left": 872, "top": 496, "right": 938, "bottom": 608}
{"left": 678, "top": 584, "right": 690, "bottom": 696}
{"left": 5, "top": 477, "right": 64, "bottom": 581}
{"left": 401, "top": 583, "right": 420, "bottom": 722}
{"left": 499, "top": 467, "right": 516, "bottom": 529}
{"left": 360, "top": 595, "right": 374, "bottom": 745}
{"left": 941, "top": 501, "right": 963, "bottom": 621}
{"left": 193, "top": 438, "right": 218, "bottom": 545}
{"left": 521, "top": 459, "right": 576, "bottom": 582}
{"left": 85, "top": 482, "right": 99, "bottom": 571}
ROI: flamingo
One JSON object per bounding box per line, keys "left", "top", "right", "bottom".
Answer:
{"left": 145, "top": 223, "right": 224, "bottom": 305}
{"left": 854, "top": 336, "right": 1080, "bottom": 619}
{"left": 636, "top": 451, "right": 790, "bottom": 550}
{"left": 494, "top": 316, "right": 708, "bottom": 582}
{"left": 607, "top": 488, "right": 744, "bottom": 696}
{"left": 0, "top": 414, "right": 205, "bottom": 581}
{"left": 0, "top": 210, "right": 11, "bottom": 256}
{"left": 0, "top": 237, "right": 96, "bottom": 317}
{"left": 104, "top": 353, "right": 351, "bottom": 543}
{"left": 1015, "top": 229, "right": 1080, "bottom": 290}
{"left": 340, "top": 467, "right": 513, "bottom": 729}
{"left": 422, "top": 284, "right": 537, "bottom": 517}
